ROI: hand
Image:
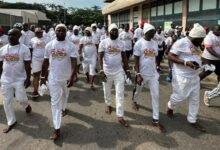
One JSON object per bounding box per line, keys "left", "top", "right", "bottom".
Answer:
{"left": 67, "top": 78, "right": 74, "bottom": 88}
{"left": 186, "top": 61, "right": 200, "bottom": 70}
{"left": 126, "top": 71, "right": 132, "bottom": 80}
{"left": 136, "top": 74, "right": 143, "bottom": 85}
{"left": 100, "top": 71, "right": 107, "bottom": 82}
{"left": 24, "top": 79, "right": 31, "bottom": 88}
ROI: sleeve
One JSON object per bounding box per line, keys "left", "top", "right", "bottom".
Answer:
{"left": 134, "top": 29, "right": 138, "bottom": 38}
{"left": 23, "top": 46, "right": 31, "bottom": 61}
{"left": 120, "top": 41, "right": 126, "bottom": 52}
{"left": 44, "top": 43, "right": 50, "bottom": 59}
{"left": 79, "top": 37, "right": 84, "bottom": 45}
{"left": 70, "top": 43, "right": 78, "bottom": 58}
{"left": 133, "top": 42, "right": 141, "bottom": 56}
{"left": 98, "top": 40, "right": 105, "bottom": 52}
{"left": 170, "top": 41, "right": 181, "bottom": 55}
{"left": 204, "top": 35, "right": 212, "bottom": 48}
{"left": 94, "top": 36, "right": 99, "bottom": 45}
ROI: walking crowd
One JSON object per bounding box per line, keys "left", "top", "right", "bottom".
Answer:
{"left": 0, "top": 21, "right": 219, "bottom": 140}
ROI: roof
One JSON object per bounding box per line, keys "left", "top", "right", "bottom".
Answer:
{"left": 0, "top": 9, "right": 50, "bottom": 21}
{"left": 102, "top": 0, "right": 147, "bottom": 14}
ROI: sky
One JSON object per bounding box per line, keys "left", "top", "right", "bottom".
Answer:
{"left": 3, "top": 0, "right": 105, "bottom": 8}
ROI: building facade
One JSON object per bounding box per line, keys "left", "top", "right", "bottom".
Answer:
{"left": 102, "top": 0, "right": 220, "bottom": 30}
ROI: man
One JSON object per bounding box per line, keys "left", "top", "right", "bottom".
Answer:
{"left": 79, "top": 27, "right": 99, "bottom": 90}
{"left": 199, "top": 25, "right": 220, "bottom": 82}
{"left": 167, "top": 23, "right": 206, "bottom": 132}
{"left": 132, "top": 23, "right": 166, "bottom": 132}
{"left": 40, "top": 24, "right": 77, "bottom": 140}
{"left": 13, "top": 23, "right": 25, "bottom": 44}
{"left": 0, "top": 28, "right": 32, "bottom": 133}
{"left": 98, "top": 23, "right": 131, "bottom": 127}
{"left": 30, "top": 27, "right": 49, "bottom": 99}
{"left": 154, "top": 27, "right": 165, "bottom": 72}
{"left": 66, "top": 25, "right": 73, "bottom": 39}
{"left": 91, "top": 23, "right": 101, "bottom": 42}
{"left": 119, "top": 24, "right": 134, "bottom": 60}
{"left": 22, "top": 23, "right": 35, "bottom": 55}
{"left": 70, "top": 25, "right": 82, "bottom": 80}
{"left": 0, "top": 26, "right": 8, "bottom": 48}
{"left": 97, "top": 23, "right": 105, "bottom": 39}
{"left": 118, "top": 24, "right": 125, "bottom": 34}
{"left": 204, "top": 82, "right": 220, "bottom": 106}
{"left": 134, "top": 23, "right": 144, "bottom": 42}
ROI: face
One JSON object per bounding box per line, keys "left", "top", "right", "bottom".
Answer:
{"left": 85, "top": 30, "right": 91, "bottom": 36}
{"left": 23, "top": 23, "right": 29, "bottom": 31}
{"left": 110, "top": 28, "right": 118, "bottom": 40}
{"left": 191, "top": 38, "right": 204, "bottom": 47}
{"left": 98, "top": 23, "right": 102, "bottom": 29}
{"left": 35, "top": 31, "right": 43, "bottom": 38}
{"left": 145, "top": 29, "right": 155, "bottom": 40}
{"left": 125, "top": 25, "right": 129, "bottom": 32}
{"left": 56, "top": 27, "right": 66, "bottom": 40}
{"left": 157, "top": 28, "right": 161, "bottom": 34}
{"left": 92, "top": 26, "right": 97, "bottom": 32}
{"left": 74, "top": 29, "right": 79, "bottom": 35}
{"left": 8, "top": 29, "right": 21, "bottom": 45}
{"left": 213, "top": 25, "right": 220, "bottom": 37}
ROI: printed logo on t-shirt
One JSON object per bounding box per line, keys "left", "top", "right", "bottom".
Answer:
{"left": 4, "top": 53, "right": 20, "bottom": 63}
{"left": 72, "top": 40, "right": 80, "bottom": 45}
{"left": 51, "top": 48, "right": 67, "bottom": 59}
{"left": 125, "top": 35, "right": 131, "bottom": 40}
{"left": 84, "top": 39, "right": 93, "bottom": 46}
{"left": 144, "top": 49, "right": 156, "bottom": 57}
{"left": 108, "top": 45, "right": 121, "bottom": 54}
{"left": 35, "top": 41, "right": 46, "bottom": 47}
{"left": 191, "top": 47, "right": 201, "bottom": 56}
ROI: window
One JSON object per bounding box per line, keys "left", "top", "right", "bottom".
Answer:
{"left": 151, "top": 7, "right": 157, "bottom": 17}
{"left": 111, "top": 14, "right": 118, "bottom": 24}
{"left": 188, "top": 0, "right": 200, "bottom": 12}
{"left": 165, "top": 3, "right": 172, "bottom": 15}
{"left": 142, "top": 4, "right": 148, "bottom": 20}
{"left": 174, "top": 1, "right": 182, "bottom": 14}
{"left": 202, "top": 0, "right": 216, "bottom": 10}
{"left": 158, "top": 5, "right": 164, "bottom": 16}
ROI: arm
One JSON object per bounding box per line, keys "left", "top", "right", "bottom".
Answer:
{"left": 98, "top": 51, "right": 107, "bottom": 82}
{"left": 0, "top": 61, "right": 3, "bottom": 78}
{"left": 134, "top": 55, "right": 143, "bottom": 85}
{"left": 40, "top": 59, "right": 49, "bottom": 85}
{"left": 67, "top": 57, "right": 77, "bottom": 88}
{"left": 79, "top": 44, "right": 83, "bottom": 61}
{"left": 24, "top": 60, "right": 31, "bottom": 88}
{"left": 206, "top": 47, "right": 220, "bottom": 59}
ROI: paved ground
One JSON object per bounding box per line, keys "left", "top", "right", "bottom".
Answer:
{"left": 0, "top": 63, "right": 219, "bottom": 150}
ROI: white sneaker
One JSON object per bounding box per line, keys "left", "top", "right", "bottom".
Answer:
{"left": 203, "top": 91, "right": 210, "bottom": 106}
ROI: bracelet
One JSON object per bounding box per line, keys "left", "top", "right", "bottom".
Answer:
{"left": 40, "top": 76, "right": 45, "bottom": 79}
{"left": 184, "top": 60, "right": 187, "bottom": 66}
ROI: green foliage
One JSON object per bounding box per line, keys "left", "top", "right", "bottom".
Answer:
{"left": 0, "top": 2, "right": 104, "bottom": 25}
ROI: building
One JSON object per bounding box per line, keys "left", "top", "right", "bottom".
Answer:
{"left": 0, "top": 8, "right": 51, "bottom": 30}
{"left": 102, "top": 0, "right": 220, "bottom": 30}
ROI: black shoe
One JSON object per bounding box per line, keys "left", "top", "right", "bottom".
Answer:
{"left": 189, "top": 122, "right": 206, "bottom": 133}
{"left": 152, "top": 119, "right": 166, "bottom": 133}
{"left": 167, "top": 108, "right": 173, "bottom": 118}
{"left": 25, "top": 105, "right": 32, "bottom": 114}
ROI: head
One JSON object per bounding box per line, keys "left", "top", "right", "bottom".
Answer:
{"left": 108, "top": 24, "right": 118, "bottom": 40}
{"left": 97, "top": 23, "right": 103, "bottom": 29}
{"left": 171, "top": 34, "right": 177, "bottom": 43}
{"left": 213, "top": 25, "right": 220, "bottom": 37}
{"left": 120, "top": 24, "right": 125, "bottom": 29}
{"left": 0, "top": 26, "right": 4, "bottom": 36}
{"left": 8, "top": 28, "right": 21, "bottom": 45}
{"left": 30, "top": 25, "right": 35, "bottom": 32}
{"left": 177, "top": 30, "right": 182, "bottom": 36}
{"left": 85, "top": 27, "right": 92, "bottom": 36}
{"left": 124, "top": 24, "right": 129, "bottom": 32}
{"left": 23, "top": 23, "right": 29, "bottom": 31}
{"left": 143, "top": 23, "right": 155, "bottom": 41}
{"left": 73, "top": 26, "right": 79, "bottom": 35}
{"left": 171, "top": 23, "right": 175, "bottom": 29}
{"left": 91, "top": 24, "right": 97, "bottom": 32}
{"left": 13, "top": 23, "right": 23, "bottom": 31}
{"left": 189, "top": 23, "right": 206, "bottom": 46}
{"left": 35, "top": 27, "right": 43, "bottom": 38}
{"left": 68, "top": 25, "right": 73, "bottom": 31}
{"left": 55, "top": 24, "right": 67, "bottom": 41}
{"left": 157, "top": 27, "right": 162, "bottom": 34}
{"left": 140, "top": 24, "right": 144, "bottom": 29}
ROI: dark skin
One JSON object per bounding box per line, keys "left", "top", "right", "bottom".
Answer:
{"left": 23, "top": 23, "right": 29, "bottom": 32}
{"left": 168, "top": 36, "right": 204, "bottom": 71}
{"left": 135, "top": 29, "right": 155, "bottom": 85}
{"left": 40, "top": 27, "right": 77, "bottom": 88}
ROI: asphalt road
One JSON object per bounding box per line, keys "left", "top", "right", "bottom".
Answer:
{"left": 0, "top": 64, "right": 219, "bottom": 150}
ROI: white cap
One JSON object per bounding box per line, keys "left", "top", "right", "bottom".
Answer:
{"left": 85, "top": 27, "right": 92, "bottom": 34}
{"left": 108, "top": 23, "right": 118, "bottom": 32}
{"left": 143, "top": 23, "right": 155, "bottom": 34}
{"left": 189, "top": 23, "right": 206, "bottom": 38}
{"left": 73, "top": 25, "right": 80, "bottom": 31}
{"left": 55, "top": 24, "right": 67, "bottom": 32}
{"left": 91, "top": 23, "right": 97, "bottom": 28}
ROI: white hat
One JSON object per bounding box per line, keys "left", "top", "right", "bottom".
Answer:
{"left": 91, "top": 23, "right": 97, "bottom": 28}
{"left": 108, "top": 23, "right": 118, "bottom": 32}
{"left": 55, "top": 24, "right": 67, "bottom": 32}
{"left": 73, "top": 25, "right": 80, "bottom": 31}
{"left": 85, "top": 27, "right": 93, "bottom": 34}
{"left": 189, "top": 23, "right": 206, "bottom": 38}
{"left": 143, "top": 23, "right": 155, "bottom": 34}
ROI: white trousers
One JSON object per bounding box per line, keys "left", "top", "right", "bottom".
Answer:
{"left": 103, "top": 71, "right": 125, "bottom": 117}
{"left": 207, "top": 82, "right": 220, "bottom": 99}
{"left": 1, "top": 81, "right": 29, "bottom": 126}
{"left": 82, "top": 58, "right": 96, "bottom": 76}
{"left": 168, "top": 74, "right": 200, "bottom": 123}
{"left": 48, "top": 79, "right": 69, "bottom": 129}
{"left": 133, "top": 74, "right": 160, "bottom": 120}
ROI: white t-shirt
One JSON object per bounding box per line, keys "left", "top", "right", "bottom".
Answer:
{"left": 134, "top": 28, "right": 144, "bottom": 41}
{"left": 45, "top": 39, "right": 78, "bottom": 82}
{"left": 97, "top": 28, "right": 105, "bottom": 37}
{"left": 0, "top": 44, "right": 31, "bottom": 84}
{"left": 165, "top": 37, "right": 173, "bottom": 47}
{"left": 170, "top": 37, "right": 202, "bottom": 78}
{"left": 21, "top": 30, "right": 35, "bottom": 48}
{"left": 80, "top": 36, "right": 99, "bottom": 59}
{"left": 48, "top": 29, "right": 56, "bottom": 41}
{"left": 0, "top": 34, "right": 8, "bottom": 48}
{"left": 100, "top": 34, "right": 108, "bottom": 41}
{"left": 154, "top": 33, "right": 165, "bottom": 51}
{"left": 92, "top": 32, "right": 101, "bottom": 42}
{"left": 67, "top": 31, "right": 74, "bottom": 39}
{"left": 70, "top": 34, "right": 82, "bottom": 53}
{"left": 98, "top": 38, "right": 125, "bottom": 75}
{"left": 119, "top": 31, "right": 134, "bottom": 51}
{"left": 202, "top": 32, "right": 220, "bottom": 60}
{"left": 31, "top": 36, "right": 49, "bottom": 61}
{"left": 119, "top": 28, "right": 124, "bottom": 34}
{"left": 133, "top": 38, "right": 158, "bottom": 76}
